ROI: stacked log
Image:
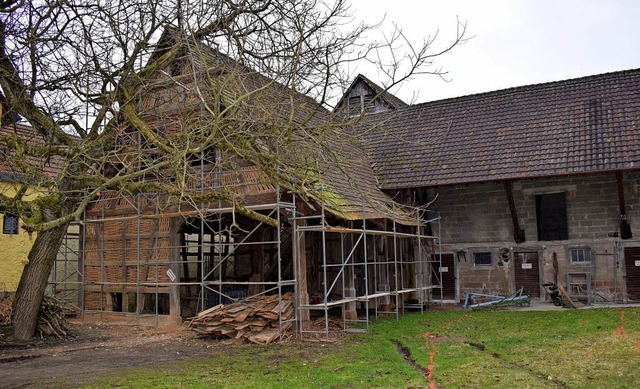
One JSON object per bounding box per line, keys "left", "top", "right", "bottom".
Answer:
{"left": 190, "top": 292, "right": 294, "bottom": 345}
{"left": 35, "top": 296, "right": 69, "bottom": 338}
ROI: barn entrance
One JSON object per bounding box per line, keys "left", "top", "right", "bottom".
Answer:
{"left": 624, "top": 247, "right": 640, "bottom": 301}
{"left": 514, "top": 251, "right": 541, "bottom": 298}
{"left": 178, "top": 213, "right": 293, "bottom": 318}
{"left": 431, "top": 253, "right": 456, "bottom": 301}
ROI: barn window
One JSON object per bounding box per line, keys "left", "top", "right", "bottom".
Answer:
{"left": 536, "top": 192, "right": 568, "bottom": 241}
{"left": 570, "top": 248, "right": 592, "bottom": 263}
{"left": 474, "top": 252, "right": 492, "bottom": 266}
{"left": 3, "top": 213, "right": 19, "bottom": 235}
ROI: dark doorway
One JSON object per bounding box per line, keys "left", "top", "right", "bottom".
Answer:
{"left": 432, "top": 253, "right": 456, "bottom": 300}
{"left": 536, "top": 192, "right": 568, "bottom": 241}
{"left": 514, "top": 252, "right": 541, "bottom": 298}
{"left": 624, "top": 247, "right": 640, "bottom": 301}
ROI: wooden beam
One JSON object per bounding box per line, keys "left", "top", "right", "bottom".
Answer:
{"left": 558, "top": 285, "right": 577, "bottom": 309}
{"left": 503, "top": 181, "right": 526, "bottom": 243}
{"left": 616, "top": 171, "right": 632, "bottom": 239}
{"left": 296, "top": 219, "right": 310, "bottom": 321}
{"left": 168, "top": 217, "right": 182, "bottom": 318}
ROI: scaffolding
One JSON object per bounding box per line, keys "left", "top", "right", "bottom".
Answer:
{"left": 73, "top": 184, "right": 296, "bottom": 330}
{"left": 47, "top": 178, "right": 441, "bottom": 340}
{"left": 292, "top": 199, "right": 441, "bottom": 338}
{"left": 47, "top": 223, "right": 83, "bottom": 316}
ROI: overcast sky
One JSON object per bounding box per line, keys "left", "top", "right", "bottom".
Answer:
{"left": 350, "top": 0, "right": 640, "bottom": 103}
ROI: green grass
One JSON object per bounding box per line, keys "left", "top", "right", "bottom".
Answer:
{"left": 77, "top": 308, "right": 640, "bottom": 388}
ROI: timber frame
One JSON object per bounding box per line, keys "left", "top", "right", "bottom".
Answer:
{"left": 48, "top": 181, "right": 442, "bottom": 340}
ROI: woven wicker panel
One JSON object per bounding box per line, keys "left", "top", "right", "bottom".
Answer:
{"left": 103, "top": 220, "right": 124, "bottom": 238}
{"left": 84, "top": 266, "right": 102, "bottom": 282}
{"left": 99, "top": 196, "right": 117, "bottom": 209}
{"left": 103, "top": 248, "right": 124, "bottom": 266}
{"left": 126, "top": 266, "right": 138, "bottom": 283}
{"left": 106, "top": 266, "right": 123, "bottom": 283}
{"left": 84, "top": 292, "right": 105, "bottom": 310}
{"left": 115, "top": 197, "right": 133, "bottom": 209}
{"left": 146, "top": 265, "right": 171, "bottom": 283}
{"left": 84, "top": 224, "right": 99, "bottom": 238}
{"left": 126, "top": 218, "right": 154, "bottom": 235}
{"left": 138, "top": 245, "right": 155, "bottom": 263}
{"left": 84, "top": 241, "right": 100, "bottom": 264}
{"left": 223, "top": 171, "right": 241, "bottom": 187}
{"left": 158, "top": 218, "right": 170, "bottom": 232}
{"left": 84, "top": 250, "right": 100, "bottom": 264}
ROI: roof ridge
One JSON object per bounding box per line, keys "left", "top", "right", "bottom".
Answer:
{"left": 405, "top": 67, "right": 640, "bottom": 109}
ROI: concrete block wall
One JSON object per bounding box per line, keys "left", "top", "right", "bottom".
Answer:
{"left": 427, "top": 171, "right": 640, "bottom": 302}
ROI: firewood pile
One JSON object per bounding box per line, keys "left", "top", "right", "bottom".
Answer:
{"left": 35, "top": 296, "right": 69, "bottom": 338}
{"left": 189, "top": 292, "right": 294, "bottom": 345}
{"left": 0, "top": 295, "right": 12, "bottom": 338}
{"left": 0, "top": 295, "right": 70, "bottom": 339}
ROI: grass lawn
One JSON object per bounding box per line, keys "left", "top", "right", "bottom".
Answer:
{"left": 78, "top": 307, "right": 640, "bottom": 388}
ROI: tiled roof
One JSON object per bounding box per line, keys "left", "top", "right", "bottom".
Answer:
{"left": 361, "top": 68, "right": 640, "bottom": 189}
{"left": 140, "top": 30, "right": 418, "bottom": 225}
{"left": 0, "top": 123, "right": 66, "bottom": 180}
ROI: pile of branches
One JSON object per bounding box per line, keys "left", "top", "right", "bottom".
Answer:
{"left": 0, "top": 295, "right": 13, "bottom": 339}
{"left": 190, "top": 292, "right": 294, "bottom": 345}
{"left": 35, "top": 296, "right": 69, "bottom": 338}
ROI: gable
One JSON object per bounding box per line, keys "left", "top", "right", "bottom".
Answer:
{"left": 126, "top": 31, "right": 418, "bottom": 225}
{"left": 334, "top": 74, "right": 407, "bottom": 117}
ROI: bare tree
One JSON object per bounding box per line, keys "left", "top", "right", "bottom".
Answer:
{"left": 0, "top": 0, "right": 466, "bottom": 340}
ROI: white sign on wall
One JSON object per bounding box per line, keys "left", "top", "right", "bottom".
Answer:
{"left": 635, "top": 260, "right": 640, "bottom": 267}
{"left": 522, "top": 263, "right": 533, "bottom": 270}
{"left": 439, "top": 267, "right": 449, "bottom": 273}
{"left": 166, "top": 269, "right": 177, "bottom": 281}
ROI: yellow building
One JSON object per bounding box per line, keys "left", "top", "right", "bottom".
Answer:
{"left": 0, "top": 181, "right": 39, "bottom": 291}
{"left": 0, "top": 123, "right": 65, "bottom": 292}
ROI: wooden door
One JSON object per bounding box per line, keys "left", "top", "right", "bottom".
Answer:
{"left": 432, "top": 254, "right": 456, "bottom": 300}
{"left": 514, "top": 252, "right": 541, "bottom": 297}
{"left": 624, "top": 247, "right": 640, "bottom": 301}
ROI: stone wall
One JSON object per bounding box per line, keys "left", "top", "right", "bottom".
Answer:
{"left": 424, "top": 171, "right": 640, "bottom": 302}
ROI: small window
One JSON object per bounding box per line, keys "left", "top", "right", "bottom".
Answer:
{"left": 474, "top": 252, "right": 492, "bottom": 266}
{"left": 3, "top": 213, "right": 19, "bottom": 235}
{"left": 536, "top": 192, "right": 568, "bottom": 241}
{"left": 570, "top": 248, "right": 592, "bottom": 263}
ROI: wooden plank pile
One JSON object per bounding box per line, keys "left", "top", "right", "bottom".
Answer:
{"left": 189, "top": 292, "right": 294, "bottom": 345}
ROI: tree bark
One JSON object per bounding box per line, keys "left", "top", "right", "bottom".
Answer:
{"left": 12, "top": 222, "right": 69, "bottom": 341}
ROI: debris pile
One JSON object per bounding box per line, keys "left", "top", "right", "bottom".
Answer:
{"left": 35, "top": 296, "right": 69, "bottom": 338}
{"left": 0, "top": 295, "right": 13, "bottom": 338}
{"left": 189, "top": 292, "right": 294, "bottom": 345}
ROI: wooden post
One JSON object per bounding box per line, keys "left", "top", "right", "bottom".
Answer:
{"left": 504, "top": 180, "right": 526, "bottom": 243}
{"left": 297, "top": 219, "right": 310, "bottom": 322}
{"left": 168, "top": 217, "right": 182, "bottom": 319}
{"left": 343, "top": 231, "right": 357, "bottom": 320}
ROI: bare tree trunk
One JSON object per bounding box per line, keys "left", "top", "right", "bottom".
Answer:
{"left": 12, "top": 222, "right": 69, "bottom": 341}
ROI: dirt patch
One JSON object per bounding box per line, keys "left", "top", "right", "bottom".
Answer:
{"left": 467, "top": 342, "right": 485, "bottom": 351}
{"left": 390, "top": 339, "right": 429, "bottom": 379}
{"left": 0, "top": 321, "right": 224, "bottom": 387}
{"left": 429, "top": 336, "right": 468, "bottom": 343}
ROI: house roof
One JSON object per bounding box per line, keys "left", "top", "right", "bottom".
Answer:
{"left": 334, "top": 74, "right": 407, "bottom": 113}
{"left": 139, "top": 30, "right": 419, "bottom": 225}
{"left": 361, "top": 68, "right": 640, "bottom": 189}
{"left": 0, "top": 122, "right": 66, "bottom": 181}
